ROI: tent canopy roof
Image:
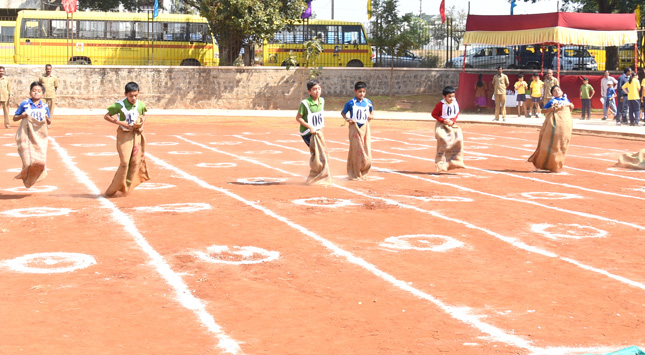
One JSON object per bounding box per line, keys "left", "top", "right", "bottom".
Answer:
{"left": 463, "top": 12, "right": 637, "bottom": 46}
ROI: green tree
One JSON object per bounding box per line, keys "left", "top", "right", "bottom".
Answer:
{"left": 183, "top": 0, "right": 308, "bottom": 66}
{"left": 80, "top": 0, "right": 140, "bottom": 11}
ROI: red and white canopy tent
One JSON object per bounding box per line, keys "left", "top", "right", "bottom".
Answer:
{"left": 462, "top": 12, "right": 639, "bottom": 79}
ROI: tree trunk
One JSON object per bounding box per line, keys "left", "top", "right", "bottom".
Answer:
{"left": 217, "top": 32, "right": 243, "bottom": 66}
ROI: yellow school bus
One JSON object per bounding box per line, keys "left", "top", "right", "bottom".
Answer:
{"left": 263, "top": 19, "right": 373, "bottom": 67}
{"left": 14, "top": 10, "right": 219, "bottom": 66}
{"left": 588, "top": 44, "right": 636, "bottom": 71}
{"left": 0, "top": 21, "right": 15, "bottom": 64}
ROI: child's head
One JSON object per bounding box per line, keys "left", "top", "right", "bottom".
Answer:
{"left": 307, "top": 79, "right": 321, "bottom": 100}
{"left": 354, "top": 81, "right": 367, "bottom": 100}
{"left": 29, "top": 82, "right": 45, "bottom": 101}
{"left": 532, "top": 73, "right": 539, "bottom": 80}
{"left": 518, "top": 73, "right": 524, "bottom": 80}
{"left": 442, "top": 86, "right": 456, "bottom": 104}
{"left": 582, "top": 77, "right": 588, "bottom": 83}
{"left": 550, "top": 84, "right": 563, "bottom": 98}
{"left": 124, "top": 82, "right": 140, "bottom": 105}
{"left": 45, "top": 64, "right": 52, "bottom": 74}
{"left": 0, "top": 66, "right": 4, "bottom": 76}
{"left": 607, "top": 81, "right": 613, "bottom": 87}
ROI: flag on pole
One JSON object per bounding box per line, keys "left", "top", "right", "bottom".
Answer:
{"left": 440, "top": 0, "right": 446, "bottom": 23}
{"left": 367, "top": 0, "right": 372, "bottom": 20}
{"left": 153, "top": 0, "right": 159, "bottom": 19}
{"left": 510, "top": 0, "right": 517, "bottom": 15}
{"left": 62, "top": 0, "right": 77, "bottom": 14}
{"left": 301, "top": 0, "right": 312, "bottom": 19}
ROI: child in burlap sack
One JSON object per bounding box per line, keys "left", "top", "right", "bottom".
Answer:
{"left": 103, "top": 82, "right": 150, "bottom": 196}
{"left": 13, "top": 82, "right": 51, "bottom": 188}
{"left": 296, "top": 80, "right": 331, "bottom": 185}
{"left": 431, "top": 86, "right": 466, "bottom": 173}
{"left": 341, "top": 81, "right": 373, "bottom": 180}
{"left": 528, "top": 85, "right": 574, "bottom": 172}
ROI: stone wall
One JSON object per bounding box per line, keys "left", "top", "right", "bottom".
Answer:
{"left": 2, "top": 65, "right": 461, "bottom": 110}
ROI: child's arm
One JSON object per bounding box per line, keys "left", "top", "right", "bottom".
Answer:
{"left": 431, "top": 102, "right": 453, "bottom": 126}
{"left": 296, "top": 113, "right": 316, "bottom": 134}
{"left": 13, "top": 112, "right": 27, "bottom": 122}
{"left": 589, "top": 86, "right": 595, "bottom": 98}
{"left": 104, "top": 112, "right": 132, "bottom": 129}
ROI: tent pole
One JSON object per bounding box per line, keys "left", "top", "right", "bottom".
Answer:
{"left": 462, "top": 44, "right": 467, "bottom": 72}
{"left": 540, "top": 45, "right": 544, "bottom": 76}
{"left": 556, "top": 43, "right": 561, "bottom": 82}
{"left": 634, "top": 43, "right": 638, "bottom": 72}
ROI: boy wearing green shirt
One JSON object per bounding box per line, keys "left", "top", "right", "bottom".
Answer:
{"left": 579, "top": 77, "right": 595, "bottom": 120}
{"left": 295, "top": 80, "right": 331, "bottom": 184}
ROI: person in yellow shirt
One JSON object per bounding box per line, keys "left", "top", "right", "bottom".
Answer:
{"left": 641, "top": 70, "right": 645, "bottom": 124}
{"left": 529, "top": 73, "right": 544, "bottom": 118}
{"left": 0, "top": 66, "right": 11, "bottom": 128}
{"left": 514, "top": 73, "right": 528, "bottom": 117}
{"left": 38, "top": 64, "right": 58, "bottom": 116}
{"left": 621, "top": 73, "right": 641, "bottom": 126}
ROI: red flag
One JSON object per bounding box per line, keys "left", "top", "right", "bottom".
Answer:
{"left": 440, "top": 0, "right": 446, "bottom": 23}
{"left": 62, "top": 0, "right": 77, "bottom": 14}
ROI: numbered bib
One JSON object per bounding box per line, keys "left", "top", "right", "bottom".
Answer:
{"left": 441, "top": 100, "right": 459, "bottom": 120}
{"left": 301, "top": 98, "right": 324, "bottom": 134}
{"left": 352, "top": 104, "right": 369, "bottom": 124}
{"left": 117, "top": 99, "right": 139, "bottom": 129}
{"left": 25, "top": 105, "right": 47, "bottom": 122}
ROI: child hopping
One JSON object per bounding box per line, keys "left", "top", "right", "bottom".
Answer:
{"left": 296, "top": 80, "right": 331, "bottom": 185}
{"left": 431, "top": 86, "right": 466, "bottom": 172}
{"left": 341, "top": 81, "right": 373, "bottom": 180}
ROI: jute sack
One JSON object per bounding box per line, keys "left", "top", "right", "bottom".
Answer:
{"left": 616, "top": 149, "right": 645, "bottom": 170}
{"left": 347, "top": 122, "right": 371, "bottom": 180}
{"left": 528, "top": 107, "right": 573, "bottom": 172}
{"left": 15, "top": 115, "right": 48, "bottom": 188}
{"left": 435, "top": 121, "right": 466, "bottom": 172}
{"left": 105, "top": 119, "right": 150, "bottom": 196}
{"left": 306, "top": 131, "right": 332, "bottom": 185}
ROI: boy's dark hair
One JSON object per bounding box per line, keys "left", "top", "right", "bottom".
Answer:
{"left": 0, "top": 66, "right": 4, "bottom": 70}
{"left": 30, "top": 81, "right": 45, "bottom": 94}
{"left": 45, "top": 64, "right": 52, "bottom": 69}
{"left": 496, "top": 66, "right": 503, "bottom": 70}
{"left": 442, "top": 86, "right": 456, "bottom": 96}
{"left": 306, "top": 80, "right": 320, "bottom": 91}
{"left": 623, "top": 67, "right": 631, "bottom": 74}
{"left": 354, "top": 81, "right": 367, "bottom": 90}
{"left": 550, "top": 84, "right": 560, "bottom": 95}
{"left": 533, "top": 72, "right": 539, "bottom": 77}
{"left": 518, "top": 73, "right": 524, "bottom": 78}
{"left": 125, "top": 82, "right": 140, "bottom": 93}
{"left": 582, "top": 77, "right": 588, "bottom": 81}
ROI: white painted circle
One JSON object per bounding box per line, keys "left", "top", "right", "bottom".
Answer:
{"left": 3, "top": 252, "right": 96, "bottom": 274}
{"left": 292, "top": 197, "right": 359, "bottom": 208}
{"left": 136, "top": 182, "right": 176, "bottom": 190}
{"left": 6, "top": 168, "right": 21, "bottom": 173}
{"left": 244, "top": 150, "right": 282, "bottom": 155}
{"left": 85, "top": 152, "right": 118, "bottom": 156}
{"left": 197, "top": 162, "right": 237, "bottom": 168}
{"left": 396, "top": 195, "right": 474, "bottom": 202}
{"left": 70, "top": 143, "right": 106, "bottom": 147}
{"left": 236, "top": 177, "right": 287, "bottom": 185}
{"left": 134, "top": 203, "right": 211, "bottom": 213}
{"left": 372, "top": 158, "right": 405, "bottom": 164}
{"left": 195, "top": 245, "right": 279, "bottom": 265}
{"left": 4, "top": 185, "right": 58, "bottom": 193}
{"left": 520, "top": 192, "right": 582, "bottom": 200}
{"left": 531, "top": 223, "right": 607, "bottom": 240}
{"left": 1, "top": 207, "right": 74, "bottom": 218}
{"left": 282, "top": 161, "right": 309, "bottom": 166}
{"left": 6, "top": 152, "right": 19, "bottom": 157}
{"left": 463, "top": 156, "right": 487, "bottom": 161}
{"left": 147, "top": 142, "right": 179, "bottom": 146}
{"left": 209, "top": 141, "right": 242, "bottom": 146}
{"left": 99, "top": 167, "right": 118, "bottom": 171}
{"left": 380, "top": 234, "right": 464, "bottom": 252}
{"left": 168, "top": 151, "right": 203, "bottom": 155}
{"left": 390, "top": 146, "right": 426, "bottom": 151}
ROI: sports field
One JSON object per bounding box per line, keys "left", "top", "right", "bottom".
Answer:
{"left": 1, "top": 115, "right": 644, "bottom": 355}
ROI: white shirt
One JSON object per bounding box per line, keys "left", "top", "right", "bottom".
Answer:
{"left": 600, "top": 76, "right": 618, "bottom": 98}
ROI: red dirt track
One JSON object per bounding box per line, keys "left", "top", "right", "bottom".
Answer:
{"left": 1, "top": 115, "right": 644, "bottom": 355}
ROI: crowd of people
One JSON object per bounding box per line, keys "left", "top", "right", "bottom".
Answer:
{"left": 474, "top": 66, "right": 645, "bottom": 125}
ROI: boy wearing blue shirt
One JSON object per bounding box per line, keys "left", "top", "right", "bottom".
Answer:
{"left": 341, "top": 81, "right": 373, "bottom": 180}
{"left": 605, "top": 81, "right": 616, "bottom": 119}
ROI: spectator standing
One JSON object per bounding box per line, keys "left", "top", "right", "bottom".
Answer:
{"left": 579, "top": 77, "right": 595, "bottom": 120}
{"left": 474, "top": 74, "right": 487, "bottom": 113}
{"left": 600, "top": 70, "right": 618, "bottom": 120}
{"left": 605, "top": 81, "right": 617, "bottom": 119}
{"left": 616, "top": 67, "right": 632, "bottom": 125}
{"left": 621, "top": 72, "right": 641, "bottom": 126}
{"left": 491, "top": 66, "right": 509, "bottom": 122}
{"left": 0, "top": 66, "right": 12, "bottom": 128}
{"left": 39, "top": 64, "right": 58, "bottom": 116}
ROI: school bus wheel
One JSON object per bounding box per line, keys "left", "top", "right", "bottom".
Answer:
{"left": 346, "top": 59, "right": 364, "bottom": 67}
{"left": 68, "top": 57, "right": 91, "bottom": 65}
{"left": 180, "top": 59, "right": 201, "bottom": 66}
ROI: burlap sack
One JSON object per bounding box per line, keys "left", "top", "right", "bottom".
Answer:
{"left": 435, "top": 122, "right": 466, "bottom": 172}
{"left": 306, "top": 131, "right": 332, "bottom": 185}
{"left": 528, "top": 106, "right": 573, "bottom": 172}
{"left": 105, "top": 120, "right": 150, "bottom": 196}
{"left": 347, "top": 122, "right": 372, "bottom": 180}
{"left": 616, "top": 149, "right": 645, "bottom": 170}
{"left": 14, "top": 115, "right": 48, "bottom": 188}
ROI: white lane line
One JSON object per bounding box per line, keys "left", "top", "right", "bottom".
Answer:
{"left": 354, "top": 138, "right": 645, "bottom": 202}
{"left": 228, "top": 135, "right": 645, "bottom": 292}
{"left": 48, "top": 137, "right": 241, "bottom": 354}
{"left": 163, "top": 136, "right": 540, "bottom": 353}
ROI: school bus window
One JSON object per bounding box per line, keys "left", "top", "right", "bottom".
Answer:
{"left": 107, "top": 21, "right": 133, "bottom": 40}
{"left": 342, "top": 25, "right": 365, "bottom": 44}
{"left": 1, "top": 26, "right": 14, "bottom": 42}
{"left": 79, "top": 20, "right": 105, "bottom": 39}
{"left": 188, "top": 23, "right": 204, "bottom": 42}
{"left": 326, "top": 26, "right": 339, "bottom": 44}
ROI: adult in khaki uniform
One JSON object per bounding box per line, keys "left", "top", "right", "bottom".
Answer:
{"left": 542, "top": 69, "right": 559, "bottom": 107}
{"left": 39, "top": 64, "right": 58, "bottom": 115}
{"left": 0, "top": 66, "right": 11, "bottom": 128}
{"left": 491, "top": 66, "right": 510, "bottom": 121}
